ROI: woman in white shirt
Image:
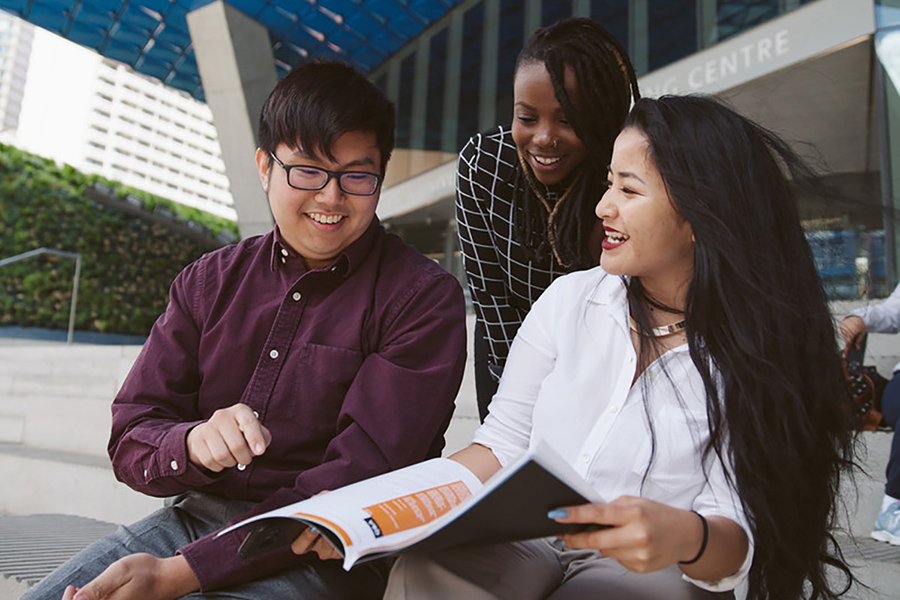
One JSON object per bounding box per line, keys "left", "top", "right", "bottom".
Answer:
{"left": 384, "top": 96, "right": 856, "bottom": 599}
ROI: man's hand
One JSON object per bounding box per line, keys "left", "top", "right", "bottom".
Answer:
{"left": 187, "top": 404, "right": 272, "bottom": 472}
{"left": 290, "top": 525, "right": 343, "bottom": 561}
{"left": 59, "top": 554, "right": 198, "bottom": 600}
{"left": 840, "top": 315, "right": 867, "bottom": 355}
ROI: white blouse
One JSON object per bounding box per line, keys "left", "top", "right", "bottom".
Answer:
{"left": 472, "top": 267, "right": 753, "bottom": 591}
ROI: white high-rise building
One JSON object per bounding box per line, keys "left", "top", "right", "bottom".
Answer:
{"left": 0, "top": 11, "right": 32, "bottom": 138}
{"left": 6, "top": 12, "right": 235, "bottom": 221}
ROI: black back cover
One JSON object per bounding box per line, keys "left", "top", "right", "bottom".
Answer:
{"left": 403, "top": 458, "right": 603, "bottom": 556}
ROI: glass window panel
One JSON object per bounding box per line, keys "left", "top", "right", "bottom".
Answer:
{"left": 457, "top": 2, "right": 485, "bottom": 149}
{"left": 648, "top": 0, "right": 697, "bottom": 71}
{"left": 716, "top": 0, "right": 779, "bottom": 43}
{"left": 541, "top": 0, "right": 572, "bottom": 27}
{"left": 495, "top": 0, "right": 525, "bottom": 126}
{"left": 590, "top": 0, "right": 629, "bottom": 51}
{"left": 425, "top": 28, "right": 449, "bottom": 151}
{"left": 396, "top": 52, "right": 416, "bottom": 149}
{"left": 877, "top": 0, "right": 900, "bottom": 27}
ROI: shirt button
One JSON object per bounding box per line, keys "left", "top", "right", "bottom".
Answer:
{"left": 269, "top": 349, "right": 279, "bottom": 359}
{"left": 237, "top": 463, "right": 247, "bottom": 471}
{"left": 581, "top": 454, "right": 591, "bottom": 463}
{"left": 170, "top": 460, "right": 178, "bottom": 470}
{"left": 280, "top": 257, "right": 286, "bottom": 264}
{"left": 143, "top": 469, "right": 148, "bottom": 479}
{"left": 292, "top": 292, "right": 301, "bottom": 302}
{"left": 281, "top": 248, "right": 288, "bottom": 256}
{"left": 253, "top": 410, "right": 259, "bottom": 418}
{"left": 609, "top": 405, "right": 619, "bottom": 414}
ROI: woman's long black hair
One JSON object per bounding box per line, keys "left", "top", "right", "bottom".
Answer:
{"left": 513, "top": 17, "right": 639, "bottom": 268}
{"left": 625, "top": 95, "right": 856, "bottom": 600}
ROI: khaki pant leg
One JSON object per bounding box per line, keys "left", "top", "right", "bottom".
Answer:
{"left": 548, "top": 556, "right": 736, "bottom": 600}
{"left": 383, "top": 539, "right": 566, "bottom": 600}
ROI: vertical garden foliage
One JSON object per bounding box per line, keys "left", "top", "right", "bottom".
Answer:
{"left": 0, "top": 144, "right": 239, "bottom": 336}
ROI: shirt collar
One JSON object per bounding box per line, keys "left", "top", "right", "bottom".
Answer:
{"left": 587, "top": 271, "right": 628, "bottom": 306}
{"left": 269, "top": 217, "right": 381, "bottom": 278}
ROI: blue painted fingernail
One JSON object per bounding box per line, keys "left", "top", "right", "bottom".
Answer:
{"left": 547, "top": 509, "right": 568, "bottom": 519}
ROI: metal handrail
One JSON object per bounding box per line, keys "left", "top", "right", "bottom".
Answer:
{"left": 0, "top": 248, "right": 82, "bottom": 344}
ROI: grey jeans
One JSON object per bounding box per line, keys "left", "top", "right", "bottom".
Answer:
{"left": 384, "top": 538, "right": 736, "bottom": 600}
{"left": 21, "top": 492, "right": 389, "bottom": 600}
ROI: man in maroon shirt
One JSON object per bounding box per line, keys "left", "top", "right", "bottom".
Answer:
{"left": 24, "top": 61, "right": 467, "bottom": 600}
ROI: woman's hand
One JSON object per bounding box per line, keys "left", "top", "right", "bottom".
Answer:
{"left": 839, "top": 315, "right": 867, "bottom": 355}
{"left": 551, "top": 496, "right": 703, "bottom": 573}
{"left": 550, "top": 496, "right": 747, "bottom": 581}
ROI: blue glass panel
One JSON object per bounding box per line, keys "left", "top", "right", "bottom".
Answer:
{"left": 806, "top": 230, "right": 858, "bottom": 277}
{"left": 648, "top": 0, "right": 696, "bottom": 71}
{"left": 396, "top": 51, "right": 416, "bottom": 148}
{"left": 590, "top": 0, "right": 628, "bottom": 50}
{"left": 716, "top": 0, "right": 779, "bottom": 43}
{"left": 877, "top": 1, "right": 900, "bottom": 28}
{"left": 425, "top": 28, "right": 448, "bottom": 151}
{"left": 457, "top": 1, "right": 484, "bottom": 150}
{"left": 0, "top": 0, "right": 469, "bottom": 101}
{"left": 495, "top": 0, "right": 524, "bottom": 126}
{"left": 541, "top": 0, "right": 571, "bottom": 27}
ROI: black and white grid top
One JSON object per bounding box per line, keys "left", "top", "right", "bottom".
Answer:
{"left": 456, "top": 125, "right": 574, "bottom": 372}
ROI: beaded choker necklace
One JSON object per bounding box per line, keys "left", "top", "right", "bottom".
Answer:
{"left": 630, "top": 318, "right": 686, "bottom": 338}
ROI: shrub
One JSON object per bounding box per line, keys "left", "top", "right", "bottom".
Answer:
{"left": 0, "top": 144, "right": 240, "bottom": 336}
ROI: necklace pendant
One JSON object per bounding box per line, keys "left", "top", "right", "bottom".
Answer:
{"left": 630, "top": 318, "right": 686, "bottom": 338}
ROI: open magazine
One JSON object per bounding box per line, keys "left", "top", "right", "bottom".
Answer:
{"left": 217, "top": 442, "right": 605, "bottom": 571}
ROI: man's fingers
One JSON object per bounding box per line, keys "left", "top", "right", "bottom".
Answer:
{"left": 290, "top": 525, "right": 317, "bottom": 555}
{"left": 312, "top": 535, "right": 342, "bottom": 560}
{"left": 234, "top": 408, "right": 270, "bottom": 457}
{"left": 73, "top": 560, "right": 128, "bottom": 600}
{"left": 188, "top": 404, "right": 270, "bottom": 471}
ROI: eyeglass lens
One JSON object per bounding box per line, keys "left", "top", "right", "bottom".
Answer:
{"left": 289, "top": 166, "right": 379, "bottom": 195}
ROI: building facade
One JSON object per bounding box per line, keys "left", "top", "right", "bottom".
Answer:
{"left": 0, "top": 11, "right": 32, "bottom": 140}
{"left": 373, "top": 0, "right": 898, "bottom": 300}
{"left": 7, "top": 16, "right": 235, "bottom": 220}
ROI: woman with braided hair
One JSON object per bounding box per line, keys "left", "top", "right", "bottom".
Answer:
{"left": 457, "top": 18, "right": 640, "bottom": 420}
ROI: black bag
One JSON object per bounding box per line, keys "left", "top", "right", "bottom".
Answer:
{"left": 843, "top": 347, "right": 889, "bottom": 431}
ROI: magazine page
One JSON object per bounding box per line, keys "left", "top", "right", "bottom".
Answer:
{"left": 218, "top": 457, "right": 483, "bottom": 569}
{"left": 399, "top": 441, "right": 605, "bottom": 557}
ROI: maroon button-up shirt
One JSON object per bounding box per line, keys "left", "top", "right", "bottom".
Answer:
{"left": 108, "top": 218, "right": 467, "bottom": 591}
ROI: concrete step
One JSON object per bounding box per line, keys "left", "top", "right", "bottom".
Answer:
{"left": 11, "top": 378, "right": 119, "bottom": 399}
{"left": 0, "top": 344, "right": 141, "bottom": 392}
{"left": 0, "top": 344, "right": 142, "bottom": 363}
{"left": 0, "top": 395, "right": 112, "bottom": 456}
{"left": 0, "top": 444, "right": 162, "bottom": 524}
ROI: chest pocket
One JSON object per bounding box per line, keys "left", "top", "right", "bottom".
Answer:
{"left": 629, "top": 403, "right": 708, "bottom": 501}
{"left": 284, "top": 343, "right": 364, "bottom": 428}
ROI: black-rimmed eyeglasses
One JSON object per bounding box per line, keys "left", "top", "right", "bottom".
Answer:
{"left": 269, "top": 153, "right": 383, "bottom": 196}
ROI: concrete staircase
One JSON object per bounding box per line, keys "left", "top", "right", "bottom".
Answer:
{"left": 0, "top": 341, "right": 163, "bottom": 525}
{"left": 0, "top": 317, "right": 481, "bottom": 527}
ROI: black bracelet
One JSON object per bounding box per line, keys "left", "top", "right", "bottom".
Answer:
{"left": 679, "top": 511, "right": 708, "bottom": 565}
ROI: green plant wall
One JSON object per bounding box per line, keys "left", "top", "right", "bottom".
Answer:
{"left": 0, "top": 144, "right": 240, "bottom": 337}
